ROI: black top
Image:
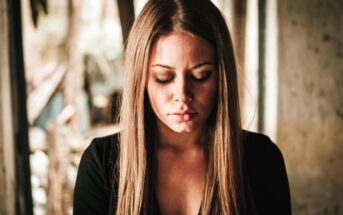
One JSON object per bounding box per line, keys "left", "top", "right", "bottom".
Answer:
{"left": 73, "top": 131, "right": 291, "bottom": 215}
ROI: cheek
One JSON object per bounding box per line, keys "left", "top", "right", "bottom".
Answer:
{"left": 198, "top": 78, "right": 217, "bottom": 100}
{"left": 195, "top": 80, "right": 217, "bottom": 112}
{"left": 147, "top": 82, "right": 169, "bottom": 111}
{"left": 147, "top": 83, "right": 156, "bottom": 106}
{"left": 203, "top": 88, "right": 217, "bottom": 109}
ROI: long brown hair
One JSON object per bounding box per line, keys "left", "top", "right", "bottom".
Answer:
{"left": 117, "top": 0, "right": 254, "bottom": 214}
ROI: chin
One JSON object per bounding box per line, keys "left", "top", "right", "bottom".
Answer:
{"left": 170, "top": 123, "right": 195, "bottom": 133}
{"left": 173, "top": 128, "right": 193, "bottom": 133}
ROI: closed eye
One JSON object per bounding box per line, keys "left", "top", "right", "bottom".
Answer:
{"left": 190, "top": 71, "right": 211, "bottom": 82}
{"left": 154, "top": 76, "right": 173, "bottom": 84}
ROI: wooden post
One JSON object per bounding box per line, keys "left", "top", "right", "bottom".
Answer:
{"left": 117, "top": 0, "right": 135, "bottom": 44}
{"left": 64, "top": 0, "right": 83, "bottom": 132}
{"left": 8, "top": 0, "right": 34, "bottom": 212}
{"left": 231, "top": 0, "right": 248, "bottom": 123}
{"left": 46, "top": 123, "right": 69, "bottom": 215}
{"left": 232, "top": 0, "right": 247, "bottom": 70}
{"left": 257, "top": 0, "right": 266, "bottom": 132}
{"left": 1, "top": 0, "right": 33, "bottom": 214}
{"left": 46, "top": 106, "right": 74, "bottom": 215}
{"left": 0, "top": 0, "right": 16, "bottom": 214}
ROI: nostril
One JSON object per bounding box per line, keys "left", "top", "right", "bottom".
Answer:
{"left": 175, "top": 97, "right": 192, "bottom": 103}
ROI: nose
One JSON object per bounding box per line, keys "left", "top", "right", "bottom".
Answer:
{"left": 173, "top": 76, "right": 193, "bottom": 103}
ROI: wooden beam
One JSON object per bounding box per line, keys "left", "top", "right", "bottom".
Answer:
{"left": 27, "top": 62, "right": 66, "bottom": 125}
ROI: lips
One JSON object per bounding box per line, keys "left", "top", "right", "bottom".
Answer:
{"left": 169, "top": 111, "right": 197, "bottom": 122}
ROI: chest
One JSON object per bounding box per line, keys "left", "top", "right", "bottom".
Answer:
{"left": 155, "top": 154, "right": 205, "bottom": 215}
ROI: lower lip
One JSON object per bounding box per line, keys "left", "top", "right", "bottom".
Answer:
{"left": 172, "top": 113, "right": 197, "bottom": 122}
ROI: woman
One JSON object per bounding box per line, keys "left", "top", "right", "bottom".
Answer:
{"left": 73, "top": 0, "right": 291, "bottom": 214}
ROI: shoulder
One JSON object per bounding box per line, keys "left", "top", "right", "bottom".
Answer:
{"left": 242, "top": 130, "right": 287, "bottom": 180}
{"left": 86, "top": 132, "right": 119, "bottom": 156}
{"left": 86, "top": 132, "right": 119, "bottom": 160}
{"left": 84, "top": 132, "right": 120, "bottom": 183}
{"left": 242, "top": 130, "right": 283, "bottom": 162}
{"left": 82, "top": 133, "right": 119, "bottom": 172}
{"left": 242, "top": 130, "right": 292, "bottom": 214}
{"left": 73, "top": 132, "right": 119, "bottom": 214}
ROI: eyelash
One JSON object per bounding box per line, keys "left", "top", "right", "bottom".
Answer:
{"left": 154, "top": 78, "right": 172, "bottom": 84}
{"left": 191, "top": 73, "right": 211, "bottom": 82}
{"left": 154, "top": 73, "right": 211, "bottom": 84}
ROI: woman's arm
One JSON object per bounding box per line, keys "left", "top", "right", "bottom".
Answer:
{"left": 245, "top": 132, "right": 292, "bottom": 215}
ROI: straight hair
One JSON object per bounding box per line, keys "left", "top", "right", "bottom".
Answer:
{"left": 117, "top": 0, "right": 255, "bottom": 214}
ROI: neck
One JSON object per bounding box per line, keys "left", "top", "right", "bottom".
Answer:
{"left": 156, "top": 122, "right": 207, "bottom": 153}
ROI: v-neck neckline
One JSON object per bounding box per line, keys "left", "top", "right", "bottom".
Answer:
{"left": 153, "top": 194, "right": 202, "bottom": 215}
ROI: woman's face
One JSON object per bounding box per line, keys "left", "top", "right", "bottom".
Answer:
{"left": 146, "top": 31, "right": 217, "bottom": 133}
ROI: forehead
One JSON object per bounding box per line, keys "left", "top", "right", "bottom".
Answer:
{"left": 149, "top": 31, "right": 215, "bottom": 65}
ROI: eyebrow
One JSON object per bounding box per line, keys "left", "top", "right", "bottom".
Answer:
{"left": 151, "top": 61, "right": 214, "bottom": 70}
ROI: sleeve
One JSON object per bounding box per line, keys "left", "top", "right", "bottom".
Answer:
{"left": 73, "top": 139, "right": 110, "bottom": 215}
{"left": 251, "top": 137, "right": 292, "bottom": 215}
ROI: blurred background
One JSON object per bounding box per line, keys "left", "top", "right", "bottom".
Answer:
{"left": 0, "top": 0, "right": 342, "bottom": 214}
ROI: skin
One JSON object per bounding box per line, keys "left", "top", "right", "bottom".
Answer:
{"left": 146, "top": 31, "right": 217, "bottom": 215}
